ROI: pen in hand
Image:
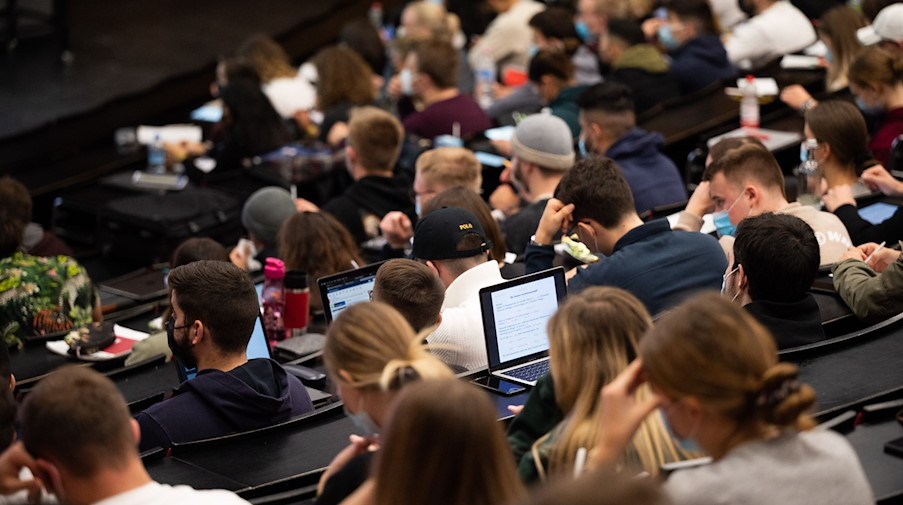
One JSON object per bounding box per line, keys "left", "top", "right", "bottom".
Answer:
{"left": 864, "top": 241, "right": 887, "bottom": 266}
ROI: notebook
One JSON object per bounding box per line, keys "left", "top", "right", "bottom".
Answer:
{"left": 480, "top": 267, "right": 567, "bottom": 387}
{"left": 317, "top": 262, "right": 384, "bottom": 324}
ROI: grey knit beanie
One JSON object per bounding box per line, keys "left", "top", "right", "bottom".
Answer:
{"left": 510, "top": 113, "right": 575, "bottom": 170}
{"left": 241, "top": 187, "right": 295, "bottom": 244}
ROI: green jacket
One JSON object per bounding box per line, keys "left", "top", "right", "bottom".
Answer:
{"left": 506, "top": 375, "right": 563, "bottom": 483}
{"left": 833, "top": 257, "right": 903, "bottom": 321}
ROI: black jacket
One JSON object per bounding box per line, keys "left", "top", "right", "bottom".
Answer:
{"left": 745, "top": 295, "right": 826, "bottom": 349}
{"left": 136, "top": 359, "right": 314, "bottom": 451}
{"left": 322, "top": 175, "right": 417, "bottom": 247}
{"left": 669, "top": 35, "right": 736, "bottom": 94}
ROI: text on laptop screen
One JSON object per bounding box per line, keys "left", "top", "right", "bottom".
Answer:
{"left": 325, "top": 276, "right": 375, "bottom": 318}
{"left": 491, "top": 275, "right": 559, "bottom": 363}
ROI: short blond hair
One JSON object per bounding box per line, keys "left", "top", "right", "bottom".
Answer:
{"left": 416, "top": 147, "right": 482, "bottom": 193}
{"left": 348, "top": 106, "right": 405, "bottom": 173}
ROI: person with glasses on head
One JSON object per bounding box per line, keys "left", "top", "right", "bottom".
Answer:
{"left": 135, "top": 260, "right": 313, "bottom": 452}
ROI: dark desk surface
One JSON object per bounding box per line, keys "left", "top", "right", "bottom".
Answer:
{"left": 144, "top": 455, "right": 250, "bottom": 492}
{"left": 111, "top": 358, "right": 180, "bottom": 406}
{"left": 10, "top": 342, "right": 78, "bottom": 385}
{"left": 169, "top": 406, "right": 355, "bottom": 489}
{"left": 846, "top": 419, "right": 903, "bottom": 504}
{"left": 799, "top": 323, "right": 903, "bottom": 419}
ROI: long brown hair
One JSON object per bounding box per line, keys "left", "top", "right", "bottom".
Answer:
{"left": 422, "top": 187, "right": 508, "bottom": 263}
{"left": 374, "top": 379, "right": 525, "bottom": 505}
{"left": 641, "top": 293, "right": 816, "bottom": 453}
{"left": 544, "top": 287, "right": 684, "bottom": 477}
{"left": 806, "top": 100, "right": 872, "bottom": 175}
{"left": 278, "top": 211, "right": 364, "bottom": 314}
{"left": 312, "top": 46, "right": 376, "bottom": 112}
{"left": 818, "top": 6, "right": 867, "bottom": 91}
{"left": 849, "top": 45, "right": 903, "bottom": 89}
{"left": 323, "top": 302, "right": 452, "bottom": 393}
{"left": 236, "top": 34, "right": 296, "bottom": 82}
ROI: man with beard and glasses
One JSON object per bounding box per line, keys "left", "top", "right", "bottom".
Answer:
{"left": 135, "top": 261, "right": 312, "bottom": 452}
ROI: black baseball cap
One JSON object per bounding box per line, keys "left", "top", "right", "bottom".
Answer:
{"left": 411, "top": 207, "right": 492, "bottom": 261}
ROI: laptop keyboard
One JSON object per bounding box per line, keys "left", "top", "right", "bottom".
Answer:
{"left": 506, "top": 360, "right": 550, "bottom": 382}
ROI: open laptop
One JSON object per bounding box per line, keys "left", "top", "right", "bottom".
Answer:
{"left": 175, "top": 284, "right": 272, "bottom": 382}
{"left": 317, "top": 262, "right": 385, "bottom": 324}
{"left": 480, "top": 267, "right": 567, "bottom": 387}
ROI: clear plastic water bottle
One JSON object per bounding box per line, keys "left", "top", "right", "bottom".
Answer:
{"left": 795, "top": 138, "right": 821, "bottom": 205}
{"left": 147, "top": 134, "right": 166, "bottom": 174}
{"left": 740, "top": 75, "right": 759, "bottom": 130}
{"left": 368, "top": 2, "right": 383, "bottom": 32}
{"left": 475, "top": 50, "right": 496, "bottom": 109}
{"left": 262, "top": 257, "right": 287, "bottom": 344}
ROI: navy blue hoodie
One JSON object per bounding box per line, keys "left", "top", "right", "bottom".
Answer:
{"left": 669, "top": 34, "right": 737, "bottom": 94}
{"left": 606, "top": 128, "right": 687, "bottom": 215}
{"left": 136, "top": 359, "right": 313, "bottom": 451}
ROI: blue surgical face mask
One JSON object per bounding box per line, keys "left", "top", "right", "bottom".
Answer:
{"left": 661, "top": 408, "right": 702, "bottom": 453}
{"left": 712, "top": 209, "right": 737, "bottom": 237}
{"left": 415, "top": 194, "right": 423, "bottom": 217}
{"left": 578, "top": 136, "right": 590, "bottom": 158}
{"left": 855, "top": 95, "right": 884, "bottom": 115}
{"left": 824, "top": 49, "right": 834, "bottom": 64}
{"left": 344, "top": 400, "right": 380, "bottom": 438}
{"left": 575, "top": 21, "right": 593, "bottom": 42}
{"left": 528, "top": 44, "right": 539, "bottom": 58}
{"left": 658, "top": 24, "right": 680, "bottom": 52}
{"left": 400, "top": 68, "right": 414, "bottom": 96}
{"left": 712, "top": 193, "right": 743, "bottom": 237}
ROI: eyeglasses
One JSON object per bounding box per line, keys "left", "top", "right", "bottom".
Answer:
{"left": 565, "top": 219, "right": 591, "bottom": 238}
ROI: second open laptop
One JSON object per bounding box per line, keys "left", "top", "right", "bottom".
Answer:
{"left": 479, "top": 267, "right": 567, "bottom": 387}
{"left": 317, "top": 261, "right": 385, "bottom": 324}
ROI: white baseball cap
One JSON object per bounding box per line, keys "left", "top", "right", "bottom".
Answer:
{"left": 857, "top": 3, "right": 903, "bottom": 45}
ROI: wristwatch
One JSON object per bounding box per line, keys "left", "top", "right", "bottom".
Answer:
{"left": 529, "top": 234, "right": 551, "bottom": 247}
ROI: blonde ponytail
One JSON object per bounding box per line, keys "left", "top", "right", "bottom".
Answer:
{"left": 325, "top": 302, "right": 452, "bottom": 391}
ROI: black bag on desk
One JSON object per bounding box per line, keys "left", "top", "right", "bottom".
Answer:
{"left": 99, "top": 188, "right": 242, "bottom": 263}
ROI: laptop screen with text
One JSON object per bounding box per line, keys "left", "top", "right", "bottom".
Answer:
{"left": 481, "top": 268, "right": 567, "bottom": 369}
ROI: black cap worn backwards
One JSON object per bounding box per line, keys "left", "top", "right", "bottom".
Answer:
{"left": 411, "top": 207, "right": 492, "bottom": 261}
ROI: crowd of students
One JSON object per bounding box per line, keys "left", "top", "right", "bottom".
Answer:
{"left": 3, "top": 0, "right": 903, "bottom": 504}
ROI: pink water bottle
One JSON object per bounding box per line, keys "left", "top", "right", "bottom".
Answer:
{"left": 262, "top": 258, "right": 286, "bottom": 344}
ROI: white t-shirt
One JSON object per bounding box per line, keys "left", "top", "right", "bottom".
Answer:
{"left": 710, "top": 0, "right": 747, "bottom": 30}
{"left": 467, "top": 0, "right": 545, "bottom": 71}
{"left": 725, "top": 1, "right": 816, "bottom": 69}
{"left": 93, "top": 482, "right": 250, "bottom": 505}
{"left": 427, "top": 261, "right": 504, "bottom": 371}
{"left": 665, "top": 430, "right": 874, "bottom": 505}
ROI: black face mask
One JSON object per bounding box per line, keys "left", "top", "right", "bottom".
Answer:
{"left": 166, "top": 318, "right": 197, "bottom": 369}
